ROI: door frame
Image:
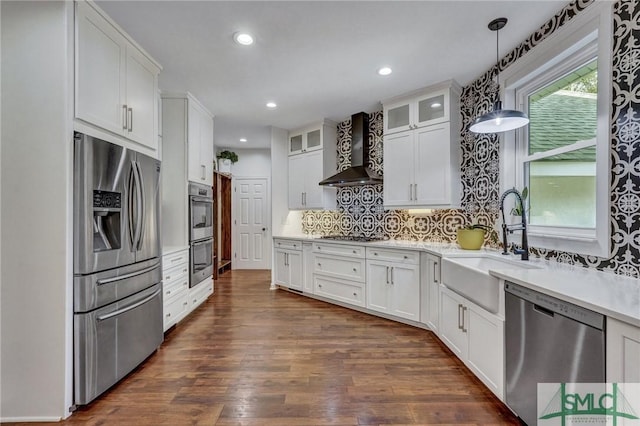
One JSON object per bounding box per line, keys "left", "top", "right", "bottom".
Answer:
{"left": 231, "top": 176, "right": 271, "bottom": 270}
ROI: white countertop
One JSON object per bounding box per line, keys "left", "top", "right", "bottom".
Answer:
{"left": 274, "top": 234, "right": 640, "bottom": 327}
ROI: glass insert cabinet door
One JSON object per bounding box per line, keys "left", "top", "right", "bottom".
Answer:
{"left": 386, "top": 103, "right": 411, "bottom": 133}
{"left": 288, "top": 127, "right": 324, "bottom": 155}
{"left": 418, "top": 94, "right": 446, "bottom": 124}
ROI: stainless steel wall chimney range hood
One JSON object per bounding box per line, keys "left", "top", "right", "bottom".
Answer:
{"left": 318, "top": 112, "right": 383, "bottom": 187}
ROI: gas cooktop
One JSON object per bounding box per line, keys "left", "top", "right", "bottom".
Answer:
{"left": 319, "top": 235, "right": 388, "bottom": 242}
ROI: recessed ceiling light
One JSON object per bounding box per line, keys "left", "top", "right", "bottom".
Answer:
{"left": 266, "top": 102, "right": 277, "bottom": 109}
{"left": 431, "top": 102, "right": 442, "bottom": 108}
{"left": 239, "top": 138, "right": 247, "bottom": 143}
{"left": 377, "top": 67, "right": 392, "bottom": 76}
{"left": 233, "top": 32, "right": 254, "bottom": 46}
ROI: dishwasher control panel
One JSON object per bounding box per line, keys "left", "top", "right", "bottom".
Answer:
{"left": 505, "top": 281, "right": 604, "bottom": 330}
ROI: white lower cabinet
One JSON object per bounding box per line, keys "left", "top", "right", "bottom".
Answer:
{"left": 302, "top": 242, "right": 314, "bottom": 294}
{"left": 607, "top": 317, "right": 640, "bottom": 383}
{"left": 439, "top": 285, "right": 504, "bottom": 399}
{"left": 274, "top": 247, "right": 303, "bottom": 290}
{"left": 190, "top": 278, "right": 214, "bottom": 310}
{"left": 314, "top": 275, "right": 365, "bottom": 307}
{"left": 162, "top": 248, "right": 190, "bottom": 331}
{"left": 162, "top": 247, "right": 213, "bottom": 331}
{"left": 420, "top": 253, "right": 441, "bottom": 332}
{"left": 366, "top": 259, "right": 419, "bottom": 321}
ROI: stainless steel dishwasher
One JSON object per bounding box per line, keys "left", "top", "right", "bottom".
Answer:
{"left": 505, "top": 281, "right": 605, "bottom": 426}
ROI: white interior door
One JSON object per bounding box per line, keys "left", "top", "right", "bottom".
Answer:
{"left": 233, "top": 178, "right": 270, "bottom": 269}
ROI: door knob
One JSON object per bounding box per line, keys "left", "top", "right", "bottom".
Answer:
{"left": 262, "top": 227, "right": 266, "bottom": 231}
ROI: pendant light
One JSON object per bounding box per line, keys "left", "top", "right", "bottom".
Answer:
{"left": 469, "top": 17, "right": 529, "bottom": 134}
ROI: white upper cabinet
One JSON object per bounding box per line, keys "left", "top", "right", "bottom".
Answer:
{"left": 384, "top": 87, "right": 452, "bottom": 134}
{"left": 382, "top": 80, "right": 461, "bottom": 209}
{"left": 187, "top": 100, "right": 214, "bottom": 186}
{"left": 288, "top": 125, "right": 324, "bottom": 155}
{"left": 162, "top": 93, "right": 214, "bottom": 187}
{"left": 288, "top": 120, "right": 337, "bottom": 210}
{"left": 75, "top": 1, "right": 161, "bottom": 151}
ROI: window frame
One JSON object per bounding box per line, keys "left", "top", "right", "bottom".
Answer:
{"left": 498, "top": 2, "right": 612, "bottom": 257}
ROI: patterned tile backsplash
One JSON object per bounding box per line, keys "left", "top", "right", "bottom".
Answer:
{"left": 302, "top": 0, "right": 640, "bottom": 277}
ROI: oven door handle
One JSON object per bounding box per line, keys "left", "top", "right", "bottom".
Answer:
{"left": 190, "top": 196, "right": 213, "bottom": 204}
{"left": 192, "top": 239, "right": 212, "bottom": 248}
{"left": 96, "top": 288, "right": 161, "bottom": 322}
{"left": 96, "top": 262, "right": 161, "bottom": 285}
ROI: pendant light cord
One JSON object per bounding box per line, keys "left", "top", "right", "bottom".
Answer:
{"left": 495, "top": 25, "right": 500, "bottom": 87}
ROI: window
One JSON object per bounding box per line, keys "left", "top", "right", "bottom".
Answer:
{"left": 499, "top": 3, "right": 611, "bottom": 257}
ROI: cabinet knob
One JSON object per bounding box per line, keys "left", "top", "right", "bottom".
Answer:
{"left": 404, "top": 255, "right": 408, "bottom": 259}
{"left": 353, "top": 292, "right": 357, "bottom": 297}
{"left": 183, "top": 268, "right": 188, "bottom": 273}
{"left": 318, "top": 284, "right": 323, "bottom": 288}
{"left": 352, "top": 250, "right": 356, "bottom": 254}
{"left": 318, "top": 263, "right": 321, "bottom": 267}
{"left": 166, "top": 275, "right": 171, "bottom": 280}
{"left": 166, "top": 290, "right": 171, "bottom": 295}
{"left": 183, "top": 301, "right": 188, "bottom": 306}
{"left": 373, "top": 252, "right": 378, "bottom": 256}
{"left": 166, "top": 313, "right": 171, "bottom": 318}
{"left": 353, "top": 268, "right": 357, "bottom": 272}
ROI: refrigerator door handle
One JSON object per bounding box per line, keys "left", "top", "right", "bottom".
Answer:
{"left": 96, "top": 262, "right": 161, "bottom": 285}
{"left": 134, "top": 161, "right": 146, "bottom": 250}
{"left": 96, "top": 288, "right": 161, "bottom": 322}
{"left": 128, "top": 162, "right": 137, "bottom": 248}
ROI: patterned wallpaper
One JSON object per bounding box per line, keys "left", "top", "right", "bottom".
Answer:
{"left": 303, "top": 0, "right": 640, "bottom": 277}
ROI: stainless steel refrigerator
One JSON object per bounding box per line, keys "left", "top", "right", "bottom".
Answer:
{"left": 73, "top": 132, "right": 163, "bottom": 405}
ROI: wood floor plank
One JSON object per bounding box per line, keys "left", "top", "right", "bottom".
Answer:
{"left": 6, "top": 270, "right": 519, "bottom": 425}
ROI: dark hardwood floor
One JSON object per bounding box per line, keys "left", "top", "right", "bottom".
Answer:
{"left": 19, "top": 270, "right": 519, "bottom": 425}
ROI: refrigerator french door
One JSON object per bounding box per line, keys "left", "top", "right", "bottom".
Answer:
{"left": 73, "top": 132, "right": 163, "bottom": 405}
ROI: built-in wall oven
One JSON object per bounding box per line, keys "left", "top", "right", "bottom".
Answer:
{"left": 189, "top": 182, "right": 213, "bottom": 242}
{"left": 188, "top": 182, "right": 214, "bottom": 287}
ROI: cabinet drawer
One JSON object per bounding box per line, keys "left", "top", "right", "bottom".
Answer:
{"left": 162, "top": 263, "right": 189, "bottom": 288}
{"left": 313, "top": 243, "right": 364, "bottom": 258}
{"left": 164, "top": 276, "right": 189, "bottom": 302}
{"left": 314, "top": 254, "right": 365, "bottom": 282}
{"left": 366, "top": 248, "right": 419, "bottom": 264}
{"left": 274, "top": 239, "right": 302, "bottom": 251}
{"left": 314, "top": 276, "right": 365, "bottom": 307}
{"left": 162, "top": 249, "right": 189, "bottom": 269}
{"left": 190, "top": 279, "right": 213, "bottom": 309}
{"left": 164, "top": 294, "right": 189, "bottom": 331}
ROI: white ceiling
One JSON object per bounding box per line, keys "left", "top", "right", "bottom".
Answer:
{"left": 97, "top": 0, "right": 567, "bottom": 149}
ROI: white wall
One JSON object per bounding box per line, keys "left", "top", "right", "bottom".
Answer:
{"left": 227, "top": 148, "right": 271, "bottom": 178}
{"left": 1, "top": 2, "right": 73, "bottom": 421}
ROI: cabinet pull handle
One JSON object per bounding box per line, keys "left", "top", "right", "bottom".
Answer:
{"left": 434, "top": 262, "right": 438, "bottom": 283}
{"left": 352, "top": 268, "right": 357, "bottom": 272}
{"left": 414, "top": 183, "right": 418, "bottom": 200}
{"left": 301, "top": 193, "right": 304, "bottom": 206}
{"left": 201, "top": 165, "right": 206, "bottom": 180}
{"left": 403, "top": 255, "right": 408, "bottom": 259}
{"left": 166, "top": 290, "right": 171, "bottom": 295}
{"left": 386, "top": 266, "right": 390, "bottom": 284}
{"left": 458, "top": 304, "right": 463, "bottom": 330}
{"left": 462, "top": 306, "right": 468, "bottom": 333}
{"left": 165, "top": 275, "right": 171, "bottom": 280}
{"left": 409, "top": 184, "right": 413, "bottom": 200}
{"left": 352, "top": 250, "right": 357, "bottom": 254}
{"left": 128, "top": 107, "right": 133, "bottom": 132}
{"left": 183, "top": 301, "right": 188, "bottom": 306}
{"left": 390, "top": 267, "right": 394, "bottom": 284}
{"left": 122, "top": 105, "right": 128, "bottom": 129}
{"left": 166, "top": 312, "right": 171, "bottom": 318}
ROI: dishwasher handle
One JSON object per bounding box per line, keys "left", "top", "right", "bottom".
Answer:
{"left": 533, "top": 304, "right": 555, "bottom": 318}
